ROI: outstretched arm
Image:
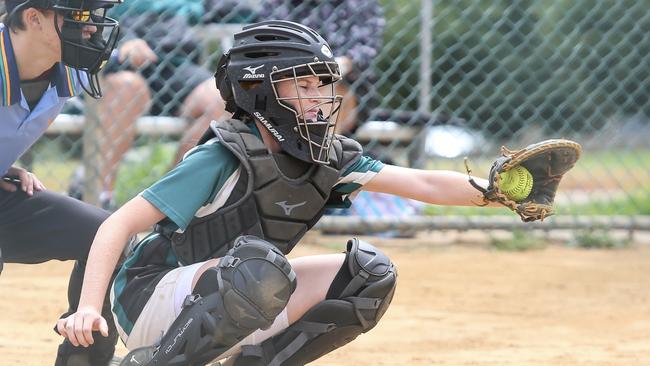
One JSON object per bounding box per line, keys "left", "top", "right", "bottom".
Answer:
{"left": 57, "top": 195, "right": 165, "bottom": 347}
{"left": 362, "top": 164, "right": 497, "bottom": 207}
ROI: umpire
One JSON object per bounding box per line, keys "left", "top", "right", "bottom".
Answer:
{"left": 0, "top": 0, "right": 124, "bottom": 365}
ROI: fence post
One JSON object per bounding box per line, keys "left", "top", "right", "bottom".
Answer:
{"left": 419, "top": 0, "right": 433, "bottom": 113}
{"left": 82, "top": 96, "right": 103, "bottom": 207}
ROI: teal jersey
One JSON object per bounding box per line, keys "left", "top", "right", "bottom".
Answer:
{"left": 141, "top": 141, "right": 241, "bottom": 233}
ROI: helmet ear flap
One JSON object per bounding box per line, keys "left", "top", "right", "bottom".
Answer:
{"left": 214, "top": 52, "right": 238, "bottom": 113}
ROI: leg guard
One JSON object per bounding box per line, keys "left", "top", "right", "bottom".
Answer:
{"left": 120, "top": 236, "right": 297, "bottom": 366}
{"left": 234, "top": 238, "right": 397, "bottom": 366}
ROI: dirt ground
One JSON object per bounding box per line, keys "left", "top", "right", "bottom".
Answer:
{"left": 2, "top": 232, "right": 650, "bottom": 366}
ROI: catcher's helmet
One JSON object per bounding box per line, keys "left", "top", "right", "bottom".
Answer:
{"left": 5, "top": 0, "right": 121, "bottom": 98}
{"left": 215, "top": 20, "right": 342, "bottom": 164}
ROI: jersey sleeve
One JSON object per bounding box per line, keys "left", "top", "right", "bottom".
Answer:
{"left": 327, "top": 154, "right": 385, "bottom": 209}
{"left": 141, "top": 142, "right": 239, "bottom": 230}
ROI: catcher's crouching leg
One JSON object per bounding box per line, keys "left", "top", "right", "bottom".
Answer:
{"left": 121, "top": 236, "right": 297, "bottom": 366}
{"left": 234, "top": 238, "right": 397, "bottom": 366}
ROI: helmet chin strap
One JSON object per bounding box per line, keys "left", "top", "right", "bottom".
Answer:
{"left": 75, "top": 68, "right": 102, "bottom": 98}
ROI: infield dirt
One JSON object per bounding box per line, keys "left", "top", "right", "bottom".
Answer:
{"left": 2, "top": 232, "right": 649, "bottom": 366}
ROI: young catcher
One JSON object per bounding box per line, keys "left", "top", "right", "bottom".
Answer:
{"left": 57, "top": 20, "right": 581, "bottom": 366}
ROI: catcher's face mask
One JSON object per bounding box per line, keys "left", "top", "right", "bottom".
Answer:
{"left": 216, "top": 20, "right": 343, "bottom": 165}
{"left": 271, "top": 61, "right": 342, "bottom": 164}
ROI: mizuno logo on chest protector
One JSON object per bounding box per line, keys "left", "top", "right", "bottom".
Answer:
{"left": 275, "top": 201, "right": 307, "bottom": 216}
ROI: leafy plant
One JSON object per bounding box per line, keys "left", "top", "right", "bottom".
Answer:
{"left": 114, "top": 142, "right": 176, "bottom": 206}
{"left": 567, "top": 227, "right": 630, "bottom": 249}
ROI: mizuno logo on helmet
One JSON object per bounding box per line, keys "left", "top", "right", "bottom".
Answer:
{"left": 254, "top": 112, "right": 285, "bottom": 142}
{"left": 243, "top": 65, "right": 265, "bottom": 79}
{"left": 275, "top": 201, "right": 307, "bottom": 216}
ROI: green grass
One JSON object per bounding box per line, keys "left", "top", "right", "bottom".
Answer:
{"left": 24, "top": 140, "right": 650, "bottom": 216}
{"left": 490, "top": 230, "right": 547, "bottom": 251}
{"left": 425, "top": 148, "right": 650, "bottom": 188}
{"left": 577, "top": 149, "right": 650, "bottom": 169}
{"left": 422, "top": 204, "right": 513, "bottom": 216}
{"left": 561, "top": 190, "right": 650, "bottom": 216}
{"left": 421, "top": 190, "right": 650, "bottom": 217}
{"left": 488, "top": 228, "right": 629, "bottom": 251}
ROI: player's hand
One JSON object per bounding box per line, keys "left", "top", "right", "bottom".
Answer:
{"left": 56, "top": 306, "right": 109, "bottom": 347}
{"left": 0, "top": 166, "right": 46, "bottom": 195}
{"left": 118, "top": 39, "right": 158, "bottom": 68}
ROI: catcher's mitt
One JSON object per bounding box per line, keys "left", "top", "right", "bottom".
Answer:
{"left": 465, "top": 139, "right": 582, "bottom": 222}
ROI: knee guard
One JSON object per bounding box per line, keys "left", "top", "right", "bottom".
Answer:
{"left": 120, "top": 236, "right": 297, "bottom": 366}
{"left": 234, "top": 238, "right": 397, "bottom": 366}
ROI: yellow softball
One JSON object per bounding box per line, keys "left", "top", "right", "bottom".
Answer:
{"left": 499, "top": 166, "right": 533, "bottom": 202}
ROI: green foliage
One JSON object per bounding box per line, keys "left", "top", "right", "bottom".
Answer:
{"left": 376, "top": 0, "right": 422, "bottom": 111}
{"left": 422, "top": 204, "right": 512, "bottom": 216}
{"left": 113, "top": 142, "right": 177, "bottom": 206}
{"left": 388, "top": 0, "right": 650, "bottom": 138}
{"left": 561, "top": 190, "right": 650, "bottom": 216}
{"left": 490, "top": 229, "right": 547, "bottom": 251}
{"left": 567, "top": 227, "right": 630, "bottom": 249}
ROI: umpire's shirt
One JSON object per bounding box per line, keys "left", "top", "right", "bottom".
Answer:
{"left": 0, "top": 23, "right": 85, "bottom": 177}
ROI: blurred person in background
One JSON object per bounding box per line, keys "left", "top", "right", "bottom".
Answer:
{"left": 203, "top": 0, "right": 385, "bottom": 134}
{"left": 0, "top": 0, "right": 126, "bottom": 365}
{"left": 71, "top": 0, "right": 258, "bottom": 208}
{"left": 75, "top": 0, "right": 383, "bottom": 210}
{"left": 245, "top": 0, "right": 385, "bottom": 135}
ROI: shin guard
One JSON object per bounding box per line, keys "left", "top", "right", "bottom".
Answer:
{"left": 234, "top": 238, "right": 397, "bottom": 366}
{"left": 120, "top": 236, "right": 297, "bottom": 366}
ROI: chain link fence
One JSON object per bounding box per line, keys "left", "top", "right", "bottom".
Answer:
{"left": 28, "top": 0, "right": 650, "bottom": 232}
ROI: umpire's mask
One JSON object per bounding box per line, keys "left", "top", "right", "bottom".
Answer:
{"left": 54, "top": 0, "right": 121, "bottom": 98}
{"left": 6, "top": 0, "right": 122, "bottom": 98}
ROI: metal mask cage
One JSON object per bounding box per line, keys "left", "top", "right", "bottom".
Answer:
{"left": 270, "top": 61, "right": 342, "bottom": 164}
{"left": 53, "top": 4, "right": 120, "bottom": 98}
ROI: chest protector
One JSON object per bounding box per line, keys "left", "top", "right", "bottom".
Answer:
{"left": 158, "top": 119, "right": 362, "bottom": 265}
